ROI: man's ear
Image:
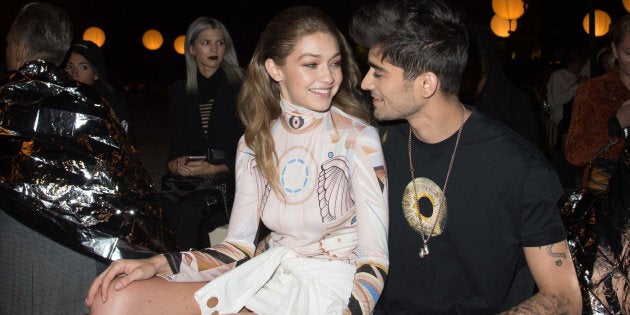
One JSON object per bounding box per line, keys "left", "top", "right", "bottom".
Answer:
{"left": 15, "top": 41, "right": 27, "bottom": 68}
{"left": 264, "top": 58, "right": 283, "bottom": 82}
{"left": 418, "top": 72, "right": 438, "bottom": 99}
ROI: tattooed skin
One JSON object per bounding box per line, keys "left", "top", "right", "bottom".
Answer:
{"left": 500, "top": 293, "right": 571, "bottom": 315}
{"left": 499, "top": 243, "right": 577, "bottom": 314}
{"left": 542, "top": 244, "right": 567, "bottom": 267}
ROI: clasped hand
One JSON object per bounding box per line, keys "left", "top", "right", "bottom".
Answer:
{"left": 169, "top": 156, "right": 211, "bottom": 177}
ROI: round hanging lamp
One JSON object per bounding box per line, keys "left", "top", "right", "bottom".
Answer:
{"left": 173, "top": 35, "right": 185, "bottom": 55}
{"left": 83, "top": 26, "right": 106, "bottom": 47}
{"left": 582, "top": 10, "right": 612, "bottom": 37}
{"left": 490, "top": 14, "right": 518, "bottom": 38}
{"left": 492, "top": 0, "right": 525, "bottom": 21}
{"left": 142, "top": 29, "right": 163, "bottom": 51}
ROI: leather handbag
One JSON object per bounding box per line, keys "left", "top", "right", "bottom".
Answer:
{"left": 162, "top": 173, "right": 227, "bottom": 195}
{"left": 161, "top": 172, "right": 231, "bottom": 201}
{"left": 582, "top": 140, "right": 618, "bottom": 194}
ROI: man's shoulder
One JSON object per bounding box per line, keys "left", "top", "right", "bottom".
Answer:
{"left": 467, "top": 111, "right": 546, "bottom": 161}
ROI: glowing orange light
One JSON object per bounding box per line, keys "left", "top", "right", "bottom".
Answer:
{"left": 490, "top": 15, "right": 518, "bottom": 38}
{"left": 492, "top": 0, "right": 525, "bottom": 21}
{"left": 173, "top": 35, "right": 185, "bottom": 55}
{"left": 83, "top": 26, "right": 106, "bottom": 47}
{"left": 583, "top": 10, "right": 612, "bottom": 37}
{"left": 142, "top": 29, "right": 163, "bottom": 51}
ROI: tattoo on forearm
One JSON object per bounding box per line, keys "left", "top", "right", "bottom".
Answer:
{"left": 540, "top": 244, "right": 567, "bottom": 266}
{"left": 500, "top": 292, "right": 571, "bottom": 315}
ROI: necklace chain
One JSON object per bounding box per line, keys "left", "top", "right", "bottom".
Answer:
{"left": 407, "top": 103, "right": 466, "bottom": 258}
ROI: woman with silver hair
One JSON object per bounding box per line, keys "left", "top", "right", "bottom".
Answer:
{"left": 162, "top": 17, "right": 245, "bottom": 250}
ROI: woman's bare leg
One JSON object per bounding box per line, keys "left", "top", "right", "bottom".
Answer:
{"left": 89, "top": 276, "right": 206, "bottom": 315}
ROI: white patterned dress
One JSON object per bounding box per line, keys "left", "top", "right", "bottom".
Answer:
{"left": 163, "top": 98, "right": 389, "bottom": 315}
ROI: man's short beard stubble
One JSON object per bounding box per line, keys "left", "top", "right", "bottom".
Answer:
{"left": 373, "top": 81, "right": 418, "bottom": 122}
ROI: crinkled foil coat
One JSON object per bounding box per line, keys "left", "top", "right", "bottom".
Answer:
{"left": 560, "top": 139, "right": 629, "bottom": 314}
{"left": 0, "top": 60, "right": 177, "bottom": 262}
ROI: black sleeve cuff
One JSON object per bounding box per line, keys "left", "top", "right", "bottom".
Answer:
{"left": 163, "top": 252, "right": 182, "bottom": 274}
{"left": 608, "top": 116, "right": 623, "bottom": 138}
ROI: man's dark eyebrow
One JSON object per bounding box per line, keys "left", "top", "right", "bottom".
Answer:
{"left": 367, "top": 61, "right": 386, "bottom": 72}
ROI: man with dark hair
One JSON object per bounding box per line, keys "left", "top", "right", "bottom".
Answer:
{"left": 349, "top": 0, "right": 582, "bottom": 313}
{"left": 0, "top": 3, "right": 175, "bottom": 313}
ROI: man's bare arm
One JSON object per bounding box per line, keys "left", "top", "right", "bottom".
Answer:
{"left": 501, "top": 241, "right": 582, "bottom": 314}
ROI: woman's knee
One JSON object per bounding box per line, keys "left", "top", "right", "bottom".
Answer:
{"left": 89, "top": 278, "right": 145, "bottom": 315}
{"left": 90, "top": 277, "right": 204, "bottom": 315}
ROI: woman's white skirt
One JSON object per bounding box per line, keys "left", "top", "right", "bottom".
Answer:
{"left": 194, "top": 246, "right": 355, "bottom": 315}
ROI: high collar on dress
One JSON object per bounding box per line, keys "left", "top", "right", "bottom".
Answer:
{"left": 280, "top": 97, "right": 327, "bottom": 131}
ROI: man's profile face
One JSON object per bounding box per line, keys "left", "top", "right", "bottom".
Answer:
{"left": 360, "top": 47, "right": 423, "bottom": 121}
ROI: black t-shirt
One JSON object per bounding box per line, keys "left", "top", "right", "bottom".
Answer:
{"left": 378, "top": 107, "right": 566, "bottom": 314}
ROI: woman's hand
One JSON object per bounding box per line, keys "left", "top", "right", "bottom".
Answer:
{"left": 85, "top": 255, "right": 169, "bottom": 306}
{"left": 168, "top": 156, "right": 228, "bottom": 177}
{"left": 168, "top": 156, "right": 192, "bottom": 176}
{"left": 617, "top": 99, "right": 630, "bottom": 129}
{"left": 182, "top": 159, "right": 213, "bottom": 176}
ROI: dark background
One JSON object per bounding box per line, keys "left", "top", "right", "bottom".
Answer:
{"left": 0, "top": 0, "right": 627, "bottom": 183}
{"left": 1, "top": 0, "right": 628, "bottom": 87}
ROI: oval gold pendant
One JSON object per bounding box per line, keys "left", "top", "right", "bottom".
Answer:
{"left": 402, "top": 177, "right": 447, "bottom": 237}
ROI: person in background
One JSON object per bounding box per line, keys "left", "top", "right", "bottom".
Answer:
{"left": 546, "top": 48, "right": 588, "bottom": 142}
{"left": 593, "top": 46, "right": 616, "bottom": 78}
{"left": 0, "top": 4, "right": 98, "bottom": 314}
{"left": 64, "top": 40, "right": 131, "bottom": 134}
{"left": 86, "top": 6, "right": 388, "bottom": 315}
{"left": 1, "top": 2, "right": 176, "bottom": 314}
{"left": 161, "top": 17, "right": 244, "bottom": 250}
{"left": 559, "top": 17, "right": 630, "bottom": 313}
{"left": 349, "top": 0, "right": 581, "bottom": 313}
{"left": 565, "top": 14, "right": 630, "bottom": 171}
{"left": 544, "top": 48, "right": 589, "bottom": 189}
{"left": 459, "top": 25, "right": 541, "bottom": 149}
{"left": 588, "top": 120, "right": 630, "bottom": 313}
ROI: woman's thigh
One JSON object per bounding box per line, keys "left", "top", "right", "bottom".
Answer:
{"left": 90, "top": 276, "right": 206, "bottom": 315}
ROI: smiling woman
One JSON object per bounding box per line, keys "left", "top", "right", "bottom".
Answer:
{"left": 264, "top": 32, "right": 343, "bottom": 112}
{"left": 86, "top": 5, "right": 389, "bottom": 315}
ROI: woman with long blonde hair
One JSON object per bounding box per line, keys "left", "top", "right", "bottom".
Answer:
{"left": 87, "top": 6, "right": 388, "bottom": 314}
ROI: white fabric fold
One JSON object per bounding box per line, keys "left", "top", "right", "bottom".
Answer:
{"left": 194, "top": 246, "right": 355, "bottom": 315}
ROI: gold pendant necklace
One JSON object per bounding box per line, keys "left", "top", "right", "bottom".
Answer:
{"left": 406, "top": 104, "right": 466, "bottom": 259}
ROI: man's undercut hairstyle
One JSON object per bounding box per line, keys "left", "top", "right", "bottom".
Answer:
{"left": 11, "top": 2, "right": 73, "bottom": 66}
{"left": 350, "top": 0, "right": 469, "bottom": 96}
